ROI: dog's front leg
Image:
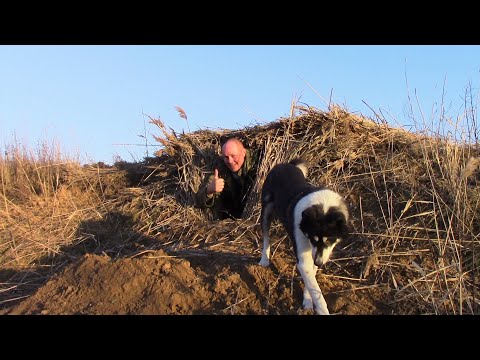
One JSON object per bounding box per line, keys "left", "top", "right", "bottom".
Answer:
{"left": 297, "top": 255, "right": 329, "bottom": 315}
{"left": 259, "top": 234, "right": 271, "bottom": 267}
{"left": 302, "top": 264, "right": 317, "bottom": 309}
{"left": 302, "top": 286, "right": 313, "bottom": 310}
{"left": 259, "top": 202, "right": 274, "bottom": 267}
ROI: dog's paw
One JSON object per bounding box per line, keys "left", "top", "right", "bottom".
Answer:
{"left": 258, "top": 257, "right": 270, "bottom": 267}
{"left": 303, "top": 298, "right": 313, "bottom": 310}
{"left": 297, "top": 307, "right": 316, "bottom": 315}
{"left": 315, "top": 306, "right": 330, "bottom": 315}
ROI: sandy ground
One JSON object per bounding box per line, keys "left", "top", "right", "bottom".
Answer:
{"left": 1, "top": 240, "right": 395, "bottom": 315}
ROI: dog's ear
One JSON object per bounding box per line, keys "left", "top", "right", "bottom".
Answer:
{"left": 325, "top": 208, "right": 349, "bottom": 237}
{"left": 326, "top": 210, "right": 345, "bottom": 227}
{"left": 300, "top": 204, "right": 324, "bottom": 232}
{"left": 301, "top": 204, "right": 324, "bottom": 222}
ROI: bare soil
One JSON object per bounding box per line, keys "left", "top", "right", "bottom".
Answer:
{"left": 1, "top": 236, "right": 394, "bottom": 315}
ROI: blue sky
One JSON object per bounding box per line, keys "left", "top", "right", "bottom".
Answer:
{"left": 1, "top": 45, "right": 479, "bottom": 164}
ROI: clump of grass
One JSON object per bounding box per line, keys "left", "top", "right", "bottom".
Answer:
{"left": 0, "top": 138, "right": 111, "bottom": 269}
{"left": 1, "top": 139, "right": 67, "bottom": 202}
{"left": 175, "top": 105, "right": 190, "bottom": 133}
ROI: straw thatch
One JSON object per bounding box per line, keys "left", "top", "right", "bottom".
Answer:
{"left": 110, "top": 104, "right": 479, "bottom": 314}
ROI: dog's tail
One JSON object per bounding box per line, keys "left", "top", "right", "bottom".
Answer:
{"left": 289, "top": 158, "right": 308, "bottom": 178}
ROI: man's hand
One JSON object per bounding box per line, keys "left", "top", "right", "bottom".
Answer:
{"left": 207, "top": 169, "right": 225, "bottom": 195}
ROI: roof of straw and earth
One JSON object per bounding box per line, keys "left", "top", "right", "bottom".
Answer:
{"left": 1, "top": 105, "right": 479, "bottom": 315}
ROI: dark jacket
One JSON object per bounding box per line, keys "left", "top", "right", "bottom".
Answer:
{"left": 196, "top": 149, "right": 258, "bottom": 220}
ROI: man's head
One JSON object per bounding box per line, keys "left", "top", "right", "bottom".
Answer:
{"left": 222, "top": 138, "right": 246, "bottom": 173}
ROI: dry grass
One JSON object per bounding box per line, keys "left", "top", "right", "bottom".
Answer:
{"left": 140, "top": 103, "right": 480, "bottom": 314}
{"left": 0, "top": 140, "right": 130, "bottom": 269}
{"left": 1, "top": 102, "right": 479, "bottom": 314}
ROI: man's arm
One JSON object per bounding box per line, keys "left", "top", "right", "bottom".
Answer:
{"left": 195, "top": 172, "right": 216, "bottom": 208}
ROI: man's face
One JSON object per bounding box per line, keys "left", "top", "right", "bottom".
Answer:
{"left": 222, "top": 140, "right": 246, "bottom": 173}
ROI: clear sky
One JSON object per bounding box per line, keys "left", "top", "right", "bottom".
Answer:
{"left": 1, "top": 45, "right": 479, "bottom": 164}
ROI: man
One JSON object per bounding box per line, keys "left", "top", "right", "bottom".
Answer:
{"left": 196, "top": 137, "right": 258, "bottom": 220}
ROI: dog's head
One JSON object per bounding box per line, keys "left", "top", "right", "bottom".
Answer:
{"left": 300, "top": 203, "right": 349, "bottom": 267}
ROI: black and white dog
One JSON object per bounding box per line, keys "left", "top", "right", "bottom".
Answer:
{"left": 259, "top": 158, "right": 350, "bottom": 315}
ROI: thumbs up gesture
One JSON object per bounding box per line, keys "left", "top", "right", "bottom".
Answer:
{"left": 207, "top": 169, "right": 225, "bottom": 195}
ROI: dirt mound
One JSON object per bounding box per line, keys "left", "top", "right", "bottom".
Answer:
{"left": 6, "top": 250, "right": 209, "bottom": 315}
{"left": 3, "top": 246, "right": 391, "bottom": 315}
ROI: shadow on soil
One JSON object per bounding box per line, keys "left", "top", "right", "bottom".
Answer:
{"left": 0, "top": 211, "right": 283, "bottom": 314}
{"left": 0, "top": 211, "right": 159, "bottom": 312}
